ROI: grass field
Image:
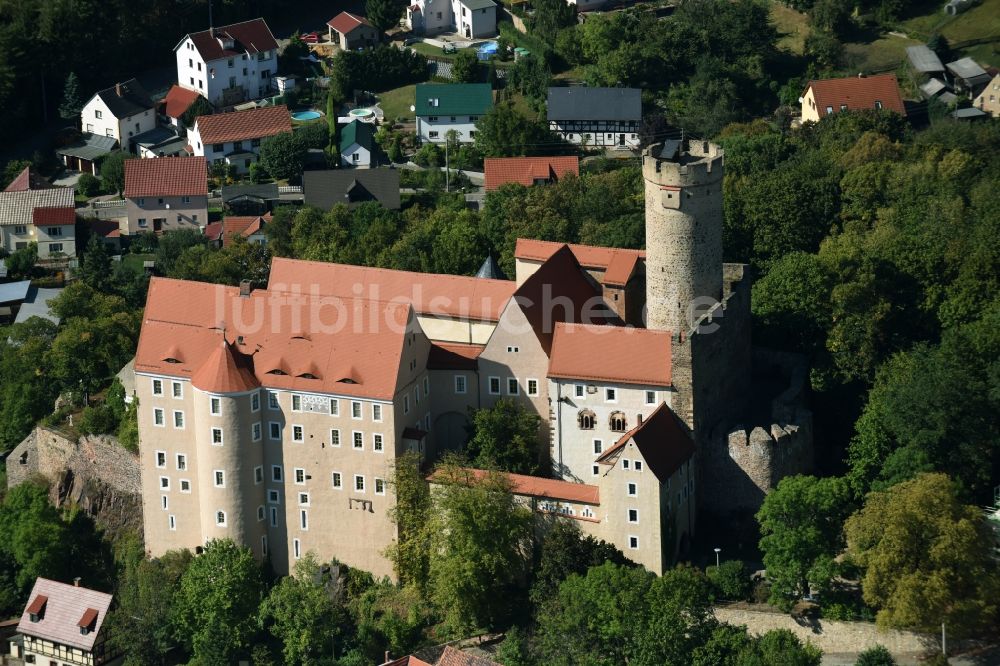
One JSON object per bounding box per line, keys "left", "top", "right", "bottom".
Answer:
{"left": 120, "top": 253, "right": 153, "bottom": 272}
{"left": 771, "top": 3, "right": 810, "bottom": 55}
{"left": 902, "top": 0, "right": 1000, "bottom": 43}
{"left": 378, "top": 84, "right": 417, "bottom": 123}
{"left": 409, "top": 42, "right": 460, "bottom": 61}
{"left": 843, "top": 33, "right": 923, "bottom": 73}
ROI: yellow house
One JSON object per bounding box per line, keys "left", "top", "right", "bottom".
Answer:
{"left": 973, "top": 72, "right": 1000, "bottom": 118}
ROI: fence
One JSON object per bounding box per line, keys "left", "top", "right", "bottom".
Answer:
{"left": 278, "top": 185, "right": 303, "bottom": 194}
{"left": 91, "top": 199, "right": 125, "bottom": 209}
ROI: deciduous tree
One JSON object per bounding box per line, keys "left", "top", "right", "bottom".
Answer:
{"left": 466, "top": 398, "right": 542, "bottom": 475}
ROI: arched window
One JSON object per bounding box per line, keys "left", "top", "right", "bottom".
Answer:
{"left": 578, "top": 410, "right": 595, "bottom": 430}
{"left": 609, "top": 411, "right": 627, "bottom": 432}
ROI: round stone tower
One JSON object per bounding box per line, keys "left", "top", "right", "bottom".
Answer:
{"left": 643, "top": 139, "right": 725, "bottom": 332}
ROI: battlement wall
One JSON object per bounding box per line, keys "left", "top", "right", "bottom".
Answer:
{"left": 642, "top": 141, "right": 725, "bottom": 188}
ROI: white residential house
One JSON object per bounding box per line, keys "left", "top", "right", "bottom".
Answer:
{"left": 79, "top": 79, "right": 156, "bottom": 152}
{"left": 175, "top": 18, "right": 279, "bottom": 107}
{"left": 187, "top": 106, "right": 292, "bottom": 174}
{"left": 406, "top": 0, "right": 497, "bottom": 38}
{"left": 546, "top": 87, "right": 642, "bottom": 149}
{"left": 415, "top": 83, "right": 493, "bottom": 144}
{"left": 0, "top": 169, "right": 77, "bottom": 259}
{"left": 339, "top": 120, "right": 387, "bottom": 168}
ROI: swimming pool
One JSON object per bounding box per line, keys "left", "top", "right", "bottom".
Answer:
{"left": 349, "top": 108, "right": 375, "bottom": 119}
{"left": 292, "top": 110, "right": 322, "bottom": 121}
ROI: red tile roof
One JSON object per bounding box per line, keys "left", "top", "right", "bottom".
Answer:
{"left": 484, "top": 156, "right": 579, "bottom": 190}
{"left": 436, "top": 646, "right": 503, "bottom": 666}
{"left": 806, "top": 74, "right": 906, "bottom": 118}
{"left": 268, "top": 257, "right": 516, "bottom": 322}
{"left": 77, "top": 608, "right": 98, "bottom": 629}
{"left": 429, "top": 467, "right": 599, "bottom": 505}
{"left": 124, "top": 156, "right": 208, "bottom": 198}
{"left": 220, "top": 215, "right": 268, "bottom": 246}
{"left": 31, "top": 207, "right": 75, "bottom": 226}
{"left": 90, "top": 219, "right": 122, "bottom": 238}
{"left": 328, "top": 11, "right": 374, "bottom": 34}
{"left": 17, "top": 579, "right": 113, "bottom": 652}
{"left": 548, "top": 322, "right": 671, "bottom": 387}
{"left": 383, "top": 657, "right": 433, "bottom": 666}
{"left": 515, "top": 239, "right": 644, "bottom": 287}
{"left": 136, "top": 277, "right": 414, "bottom": 399}
{"left": 184, "top": 18, "right": 278, "bottom": 62}
{"left": 191, "top": 339, "right": 260, "bottom": 393}
{"left": 205, "top": 221, "right": 223, "bottom": 242}
{"left": 26, "top": 595, "right": 48, "bottom": 615}
{"left": 596, "top": 403, "right": 694, "bottom": 482}
{"left": 195, "top": 106, "right": 292, "bottom": 145}
{"left": 427, "top": 342, "right": 484, "bottom": 370}
{"left": 163, "top": 85, "right": 201, "bottom": 120}
{"left": 4, "top": 167, "right": 52, "bottom": 192}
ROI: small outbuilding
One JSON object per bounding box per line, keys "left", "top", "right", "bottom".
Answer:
{"left": 327, "top": 12, "right": 381, "bottom": 50}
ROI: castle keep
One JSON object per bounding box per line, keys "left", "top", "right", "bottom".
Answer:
{"left": 133, "top": 139, "right": 812, "bottom": 577}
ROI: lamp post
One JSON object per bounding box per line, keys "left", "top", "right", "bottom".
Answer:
{"left": 714, "top": 547, "right": 721, "bottom": 568}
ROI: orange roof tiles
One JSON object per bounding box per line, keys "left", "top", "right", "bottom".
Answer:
{"left": 384, "top": 657, "right": 433, "bottom": 666}
{"left": 806, "top": 74, "right": 906, "bottom": 118}
{"left": 163, "top": 85, "right": 201, "bottom": 119}
{"left": 436, "top": 646, "right": 502, "bottom": 666}
{"left": 268, "top": 257, "right": 516, "bottom": 322}
{"left": 548, "top": 322, "right": 671, "bottom": 387}
{"left": 124, "top": 156, "right": 207, "bottom": 198}
{"left": 515, "top": 238, "right": 644, "bottom": 287}
{"left": 32, "top": 207, "right": 75, "bottom": 226}
{"left": 596, "top": 403, "right": 694, "bottom": 482}
{"left": 4, "top": 167, "right": 52, "bottom": 192}
{"left": 484, "top": 156, "right": 579, "bottom": 191}
{"left": 136, "top": 277, "right": 414, "bottom": 399}
{"left": 429, "top": 467, "right": 599, "bottom": 505}
{"left": 191, "top": 340, "right": 260, "bottom": 393}
{"left": 328, "top": 11, "right": 373, "bottom": 33}
{"left": 195, "top": 106, "right": 292, "bottom": 145}
{"left": 220, "top": 215, "right": 268, "bottom": 246}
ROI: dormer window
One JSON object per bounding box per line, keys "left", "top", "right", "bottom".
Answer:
{"left": 78, "top": 608, "right": 98, "bottom": 635}
{"left": 298, "top": 373, "right": 318, "bottom": 379}
{"left": 267, "top": 368, "right": 287, "bottom": 375}
{"left": 27, "top": 594, "right": 48, "bottom": 622}
{"left": 337, "top": 377, "right": 357, "bottom": 384}
{"left": 578, "top": 410, "right": 595, "bottom": 430}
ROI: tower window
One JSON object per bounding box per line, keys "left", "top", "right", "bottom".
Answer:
{"left": 578, "top": 410, "right": 595, "bottom": 430}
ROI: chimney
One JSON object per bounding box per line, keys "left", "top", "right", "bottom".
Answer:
{"left": 858, "top": 72, "right": 866, "bottom": 78}
{"left": 239, "top": 279, "right": 252, "bottom": 297}
{"left": 115, "top": 83, "right": 122, "bottom": 97}
{"left": 384, "top": 651, "right": 391, "bottom": 664}
{"left": 637, "top": 414, "right": 643, "bottom": 425}
{"left": 73, "top": 577, "right": 81, "bottom": 587}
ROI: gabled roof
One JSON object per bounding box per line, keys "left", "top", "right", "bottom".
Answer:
{"left": 220, "top": 215, "right": 268, "bottom": 246}
{"left": 484, "top": 156, "right": 579, "bottom": 190}
{"left": 427, "top": 342, "right": 484, "bottom": 370}
{"left": 596, "top": 403, "right": 694, "bottom": 482}
{"left": 327, "top": 11, "right": 374, "bottom": 34}
{"left": 436, "top": 646, "right": 503, "bottom": 666}
{"left": 92, "top": 79, "right": 155, "bottom": 119}
{"left": 222, "top": 182, "right": 280, "bottom": 202}
{"left": 457, "top": 0, "right": 497, "bottom": 9}
{"left": 32, "top": 207, "right": 75, "bottom": 226}
{"left": 383, "top": 656, "right": 433, "bottom": 666}
{"left": 515, "top": 238, "right": 644, "bottom": 287}
{"left": 546, "top": 87, "right": 641, "bottom": 122}
{"left": 511, "top": 244, "right": 620, "bottom": 355}
{"left": 906, "top": 45, "right": 945, "bottom": 74}
{"left": 428, "top": 467, "right": 599, "bottom": 505}
{"left": 17, "top": 578, "right": 113, "bottom": 652}
{"left": 268, "top": 256, "right": 515, "bottom": 322}
{"left": 415, "top": 83, "right": 493, "bottom": 117}
{"left": 162, "top": 85, "right": 202, "bottom": 120}
{"left": 195, "top": 106, "right": 292, "bottom": 145}
{"left": 0, "top": 187, "right": 75, "bottom": 227}
{"left": 180, "top": 18, "right": 279, "bottom": 61}
{"left": 136, "top": 276, "right": 415, "bottom": 399}
{"left": 340, "top": 120, "right": 386, "bottom": 165}
{"left": 302, "top": 169, "right": 401, "bottom": 210}
{"left": 946, "top": 57, "right": 991, "bottom": 85}
{"left": 55, "top": 133, "right": 118, "bottom": 162}
{"left": 805, "top": 74, "right": 906, "bottom": 118}
{"left": 124, "top": 156, "right": 207, "bottom": 198}
{"left": 920, "top": 78, "right": 948, "bottom": 98}
{"left": 3, "top": 167, "right": 52, "bottom": 192}
{"left": 548, "top": 322, "right": 671, "bottom": 387}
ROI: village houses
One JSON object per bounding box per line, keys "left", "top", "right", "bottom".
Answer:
{"left": 123, "top": 156, "right": 209, "bottom": 235}
{"left": 187, "top": 105, "right": 292, "bottom": 174}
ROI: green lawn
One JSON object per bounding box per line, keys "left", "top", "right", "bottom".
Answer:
{"left": 409, "top": 42, "right": 460, "bottom": 61}
{"left": 902, "top": 0, "right": 1000, "bottom": 44}
{"left": 121, "top": 253, "right": 154, "bottom": 272}
{"left": 771, "top": 3, "right": 810, "bottom": 55}
{"left": 843, "top": 33, "right": 923, "bottom": 73}
{"left": 378, "top": 84, "right": 417, "bottom": 123}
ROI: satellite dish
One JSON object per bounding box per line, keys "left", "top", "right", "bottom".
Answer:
{"left": 409, "top": 105, "right": 415, "bottom": 112}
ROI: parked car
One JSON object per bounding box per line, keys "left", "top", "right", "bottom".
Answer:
{"left": 301, "top": 32, "right": 319, "bottom": 43}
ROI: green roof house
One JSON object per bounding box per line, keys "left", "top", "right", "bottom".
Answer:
{"left": 415, "top": 83, "right": 493, "bottom": 144}
{"left": 340, "top": 120, "right": 387, "bottom": 168}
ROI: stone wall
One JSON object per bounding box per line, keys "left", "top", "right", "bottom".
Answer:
{"left": 7, "top": 426, "right": 142, "bottom": 535}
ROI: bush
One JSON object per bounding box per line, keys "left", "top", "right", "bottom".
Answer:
{"left": 752, "top": 579, "right": 771, "bottom": 604}
{"left": 854, "top": 644, "right": 896, "bottom": 666}
{"left": 78, "top": 403, "right": 120, "bottom": 435}
{"left": 413, "top": 142, "right": 443, "bottom": 167}
{"left": 706, "top": 560, "right": 752, "bottom": 601}
{"left": 117, "top": 401, "right": 138, "bottom": 452}
{"left": 76, "top": 173, "right": 101, "bottom": 197}
{"left": 130, "top": 231, "right": 158, "bottom": 254}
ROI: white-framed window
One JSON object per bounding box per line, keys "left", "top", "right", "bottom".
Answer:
{"left": 180, "top": 479, "right": 191, "bottom": 493}
{"left": 155, "top": 450, "right": 166, "bottom": 468}
{"left": 159, "top": 476, "right": 170, "bottom": 491}
{"left": 291, "top": 394, "right": 302, "bottom": 412}
{"left": 173, "top": 410, "right": 185, "bottom": 429}
{"left": 351, "top": 401, "right": 362, "bottom": 419}
{"left": 488, "top": 376, "right": 500, "bottom": 395}
{"left": 298, "top": 492, "right": 310, "bottom": 506}
{"left": 216, "top": 510, "right": 227, "bottom": 526}
{"left": 375, "top": 478, "right": 386, "bottom": 495}
{"left": 372, "top": 404, "right": 382, "bottom": 422}
{"left": 300, "top": 509, "right": 308, "bottom": 531}
{"left": 622, "top": 459, "right": 630, "bottom": 470}
{"left": 254, "top": 466, "right": 263, "bottom": 484}
{"left": 269, "top": 422, "right": 281, "bottom": 440}
{"left": 172, "top": 381, "right": 183, "bottom": 399}
{"left": 268, "top": 489, "right": 280, "bottom": 504}
{"left": 270, "top": 506, "right": 278, "bottom": 526}
{"left": 294, "top": 468, "right": 305, "bottom": 484}
{"left": 152, "top": 379, "right": 163, "bottom": 396}
{"left": 628, "top": 508, "right": 638, "bottom": 523}
{"left": 605, "top": 388, "right": 617, "bottom": 403}
{"left": 268, "top": 391, "right": 279, "bottom": 409}
{"left": 153, "top": 408, "right": 165, "bottom": 427}
{"left": 332, "top": 472, "right": 343, "bottom": 489}
{"left": 211, "top": 428, "right": 223, "bottom": 446}
{"left": 592, "top": 465, "right": 600, "bottom": 476}
{"left": 293, "top": 538, "right": 301, "bottom": 559}
{"left": 252, "top": 422, "right": 262, "bottom": 441}
{"left": 635, "top": 460, "right": 643, "bottom": 472}
{"left": 404, "top": 395, "right": 410, "bottom": 414}
{"left": 593, "top": 439, "right": 603, "bottom": 454}
{"left": 272, "top": 465, "right": 283, "bottom": 482}
{"left": 645, "top": 390, "right": 656, "bottom": 405}
{"left": 169, "top": 515, "right": 176, "bottom": 530}
{"left": 329, "top": 429, "right": 341, "bottom": 447}
{"left": 330, "top": 398, "right": 339, "bottom": 415}
{"left": 210, "top": 397, "right": 221, "bottom": 415}
{"left": 627, "top": 482, "right": 637, "bottom": 496}
{"left": 527, "top": 379, "right": 539, "bottom": 396}
{"left": 292, "top": 425, "right": 304, "bottom": 442}
{"left": 373, "top": 433, "right": 384, "bottom": 452}
{"left": 575, "top": 384, "right": 585, "bottom": 398}
{"left": 354, "top": 474, "right": 365, "bottom": 493}
{"left": 353, "top": 431, "right": 363, "bottom": 449}
{"left": 628, "top": 536, "right": 639, "bottom": 549}
{"left": 251, "top": 392, "right": 260, "bottom": 412}
{"left": 214, "top": 470, "right": 225, "bottom": 488}
{"left": 257, "top": 505, "right": 265, "bottom": 522}
{"left": 176, "top": 454, "right": 187, "bottom": 470}
{"left": 161, "top": 495, "right": 168, "bottom": 510}
{"left": 507, "top": 378, "right": 519, "bottom": 395}
{"left": 454, "top": 375, "right": 467, "bottom": 394}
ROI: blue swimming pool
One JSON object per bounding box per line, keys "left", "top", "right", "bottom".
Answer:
{"left": 292, "top": 110, "right": 322, "bottom": 121}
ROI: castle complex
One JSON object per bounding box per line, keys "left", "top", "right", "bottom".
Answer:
{"left": 134, "top": 140, "right": 812, "bottom": 577}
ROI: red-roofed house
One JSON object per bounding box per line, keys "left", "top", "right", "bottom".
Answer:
{"left": 208, "top": 215, "right": 270, "bottom": 247}
{"left": 162, "top": 84, "right": 203, "bottom": 128}
{"left": 327, "top": 12, "right": 381, "bottom": 50}
{"left": 124, "top": 156, "right": 208, "bottom": 234}
{"left": 483, "top": 156, "right": 579, "bottom": 191}
{"left": 188, "top": 106, "right": 292, "bottom": 174}
{"left": 801, "top": 73, "right": 906, "bottom": 123}
{"left": 0, "top": 178, "right": 76, "bottom": 258}
{"left": 174, "top": 18, "right": 279, "bottom": 106}
{"left": 10, "top": 578, "right": 118, "bottom": 665}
